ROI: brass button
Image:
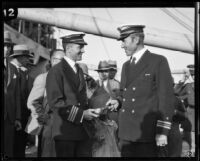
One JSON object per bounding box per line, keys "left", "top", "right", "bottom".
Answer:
{"left": 132, "top": 98, "right": 135, "bottom": 102}
{"left": 132, "top": 87, "right": 136, "bottom": 91}
{"left": 124, "top": 88, "right": 127, "bottom": 91}
{"left": 131, "top": 110, "right": 135, "bottom": 113}
{"left": 122, "top": 109, "right": 125, "bottom": 112}
{"left": 123, "top": 98, "right": 126, "bottom": 102}
{"left": 166, "top": 117, "right": 169, "bottom": 120}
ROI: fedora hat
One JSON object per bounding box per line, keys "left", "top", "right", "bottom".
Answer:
{"left": 108, "top": 60, "right": 117, "bottom": 70}
{"left": 95, "top": 61, "right": 110, "bottom": 72}
{"left": 4, "top": 31, "right": 15, "bottom": 45}
{"left": 10, "top": 44, "right": 32, "bottom": 58}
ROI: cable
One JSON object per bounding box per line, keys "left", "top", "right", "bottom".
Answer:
{"left": 173, "top": 8, "right": 193, "bottom": 23}
{"left": 160, "top": 8, "right": 193, "bottom": 33}
{"left": 89, "top": 8, "right": 111, "bottom": 59}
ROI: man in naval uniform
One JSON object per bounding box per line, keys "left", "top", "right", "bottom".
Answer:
{"left": 106, "top": 25, "right": 175, "bottom": 157}
{"left": 46, "top": 33, "right": 99, "bottom": 157}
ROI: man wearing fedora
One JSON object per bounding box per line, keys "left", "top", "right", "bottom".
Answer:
{"left": 9, "top": 44, "right": 34, "bottom": 157}
{"left": 3, "top": 31, "right": 21, "bottom": 157}
{"left": 46, "top": 33, "right": 99, "bottom": 157}
{"left": 106, "top": 25, "right": 175, "bottom": 157}
{"left": 95, "top": 60, "right": 110, "bottom": 89}
{"left": 174, "top": 64, "right": 195, "bottom": 156}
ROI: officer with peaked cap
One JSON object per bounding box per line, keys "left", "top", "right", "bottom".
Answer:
{"left": 9, "top": 44, "right": 34, "bottom": 157}
{"left": 106, "top": 25, "right": 175, "bottom": 157}
{"left": 46, "top": 33, "right": 99, "bottom": 157}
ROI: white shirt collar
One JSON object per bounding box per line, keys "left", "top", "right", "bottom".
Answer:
{"left": 131, "top": 47, "right": 147, "bottom": 63}
{"left": 64, "top": 56, "right": 77, "bottom": 73}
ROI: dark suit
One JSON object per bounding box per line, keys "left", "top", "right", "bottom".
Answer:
{"left": 4, "top": 63, "right": 21, "bottom": 157}
{"left": 46, "top": 58, "right": 91, "bottom": 157}
{"left": 13, "top": 66, "right": 33, "bottom": 157}
{"left": 118, "top": 50, "right": 175, "bottom": 157}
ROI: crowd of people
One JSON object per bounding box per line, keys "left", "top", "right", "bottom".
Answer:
{"left": 3, "top": 24, "right": 195, "bottom": 158}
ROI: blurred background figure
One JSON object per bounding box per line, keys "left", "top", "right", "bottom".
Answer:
{"left": 87, "top": 60, "right": 120, "bottom": 157}
{"left": 174, "top": 64, "right": 195, "bottom": 157}
{"left": 162, "top": 77, "right": 187, "bottom": 157}
{"left": 107, "top": 60, "right": 120, "bottom": 126}
{"left": 26, "top": 49, "right": 65, "bottom": 157}
{"left": 95, "top": 61, "right": 110, "bottom": 88}
{"left": 8, "top": 44, "right": 34, "bottom": 157}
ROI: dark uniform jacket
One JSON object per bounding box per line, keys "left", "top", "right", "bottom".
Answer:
{"left": 46, "top": 59, "right": 89, "bottom": 140}
{"left": 118, "top": 50, "right": 175, "bottom": 142}
{"left": 4, "top": 63, "right": 21, "bottom": 123}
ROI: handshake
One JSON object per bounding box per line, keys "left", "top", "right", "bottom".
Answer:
{"left": 83, "top": 99, "right": 119, "bottom": 121}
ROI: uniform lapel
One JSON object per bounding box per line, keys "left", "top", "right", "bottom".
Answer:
{"left": 126, "top": 50, "right": 150, "bottom": 87}
{"left": 61, "top": 59, "right": 79, "bottom": 92}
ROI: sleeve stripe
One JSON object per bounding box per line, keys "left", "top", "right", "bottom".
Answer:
{"left": 68, "top": 105, "right": 75, "bottom": 121}
{"left": 157, "top": 124, "right": 171, "bottom": 129}
{"left": 157, "top": 120, "right": 171, "bottom": 125}
{"left": 71, "top": 107, "right": 78, "bottom": 122}
{"left": 157, "top": 122, "right": 171, "bottom": 127}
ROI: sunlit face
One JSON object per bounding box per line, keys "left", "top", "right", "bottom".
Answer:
{"left": 98, "top": 70, "right": 109, "bottom": 81}
{"left": 68, "top": 44, "right": 85, "bottom": 62}
{"left": 50, "top": 51, "right": 65, "bottom": 67}
{"left": 121, "top": 35, "right": 138, "bottom": 57}
{"left": 4, "top": 43, "right": 12, "bottom": 58}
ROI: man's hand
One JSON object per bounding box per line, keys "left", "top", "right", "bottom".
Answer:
{"left": 83, "top": 109, "right": 99, "bottom": 120}
{"left": 106, "top": 99, "right": 119, "bottom": 111}
{"left": 15, "top": 120, "right": 22, "bottom": 131}
{"left": 155, "top": 134, "right": 168, "bottom": 146}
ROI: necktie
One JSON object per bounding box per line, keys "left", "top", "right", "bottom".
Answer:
{"left": 130, "top": 57, "right": 136, "bottom": 67}
{"left": 75, "top": 64, "right": 80, "bottom": 84}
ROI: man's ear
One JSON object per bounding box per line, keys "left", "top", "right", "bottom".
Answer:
{"left": 134, "top": 36, "right": 140, "bottom": 45}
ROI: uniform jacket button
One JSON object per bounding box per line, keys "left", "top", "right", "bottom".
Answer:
{"left": 131, "top": 110, "right": 135, "bottom": 113}
{"left": 132, "top": 87, "right": 136, "bottom": 91}
{"left": 123, "top": 98, "right": 126, "bottom": 102}
{"left": 122, "top": 109, "right": 125, "bottom": 112}
{"left": 124, "top": 88, "right": 127, "bottom": 91}
{"left": 132, "top": 98, "right": 135, "bottom": 102}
